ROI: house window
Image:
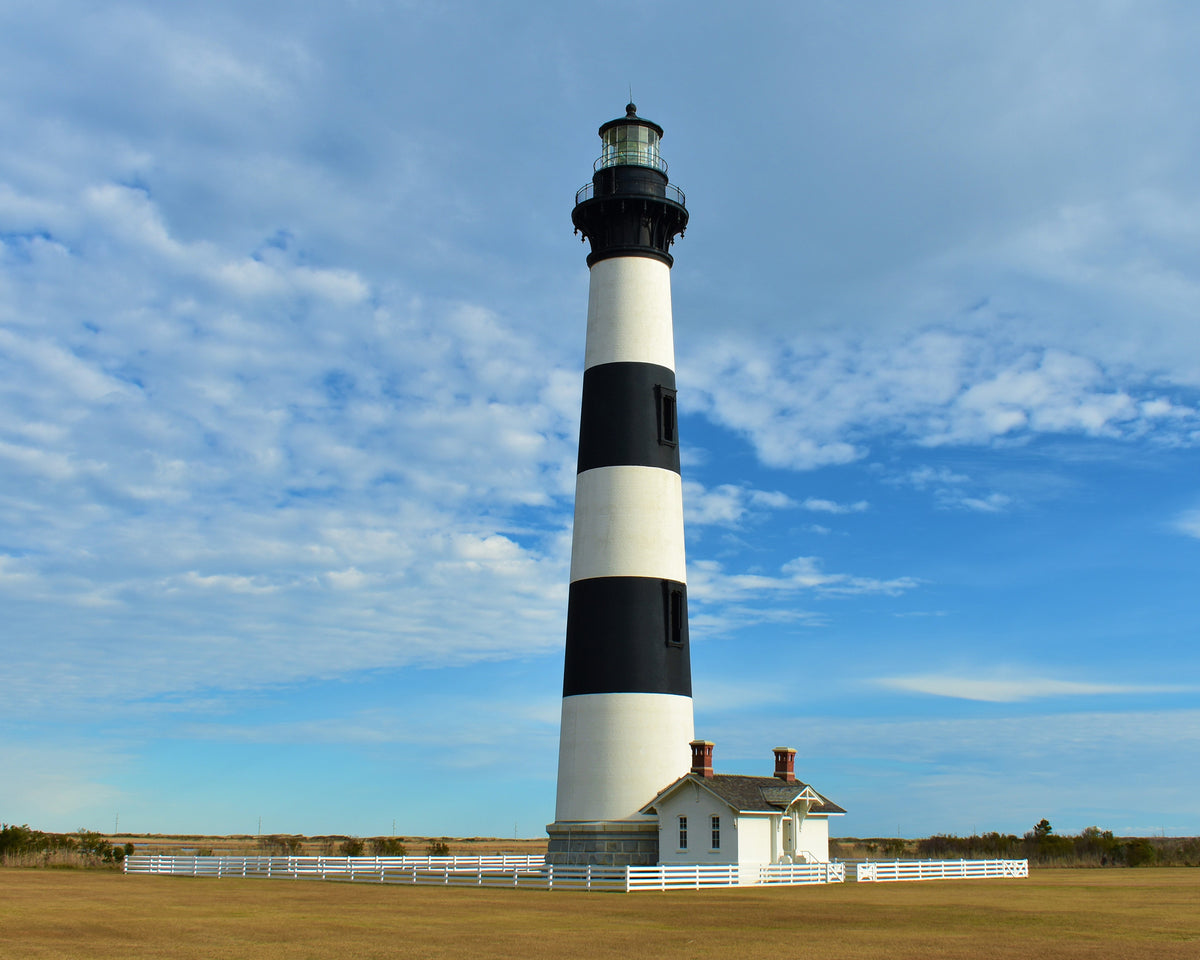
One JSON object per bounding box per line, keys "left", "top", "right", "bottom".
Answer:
{"left": 711, "top": 815, "right": 720, "bottom": 850}
{"left": 656, "top": 385, "right": 678, "bottom": 447}
{"left": 678, "top": 816, "right": 688, "bottom": 850}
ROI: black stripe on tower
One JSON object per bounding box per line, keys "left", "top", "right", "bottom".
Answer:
{"left": 577, "top": 362, "right": 680, "bottom": 473}
{"left": 573, "top": 166, "right": 688, "bottom": 267}
{"left": 563, "top": 577, "right": 691, "bottom": 697}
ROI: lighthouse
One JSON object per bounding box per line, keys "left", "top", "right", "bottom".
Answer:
{"left": 547, "top": 104, "right": 693, "bottom": 867}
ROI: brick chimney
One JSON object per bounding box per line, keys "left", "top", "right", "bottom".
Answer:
{"left": 773, "top": 747, "right": 796, "bottom": 782}
{"left": 690, "top": 740, "right": 714, "bottom": 778}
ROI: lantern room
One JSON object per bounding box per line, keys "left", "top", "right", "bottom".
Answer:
{"left": 596, "top": 103, "right": 666, "bottom": 173}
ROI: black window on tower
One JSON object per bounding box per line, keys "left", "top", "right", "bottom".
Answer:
{"left": 664, "top": 584, "right": 685, "bottom": 648}
{"left": 656, "top": 384, "right": 678, "bottom": 447}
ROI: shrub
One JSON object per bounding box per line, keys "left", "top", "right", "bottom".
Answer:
{"left": 369, "top": 838, "right": 407, "bottom": 856}
{"left": 258, "top": 835, "right": 304, "bottom": 856}
{"left": 1123, "top": 838, "right": 1158, "bottom": 867}
{"left": 426, "top": 841, "right": 451, "bottom": 857}
{"left": 339, "top": 838, "right": 365, "bottom": 856}
{"left": 76, "top": 829, "right": 118, "bottom": 862}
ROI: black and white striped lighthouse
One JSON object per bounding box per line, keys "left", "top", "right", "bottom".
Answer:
{"left": 547, "top": 104, "right": 692, "bottom": 866}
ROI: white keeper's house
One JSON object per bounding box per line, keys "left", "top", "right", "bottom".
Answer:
{"left": 643, "top": 741, "right": 845, "bottom": 866}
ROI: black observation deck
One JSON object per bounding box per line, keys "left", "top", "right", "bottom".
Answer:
{"left": 572, "top": 103, "right": 688, "bottom": 268}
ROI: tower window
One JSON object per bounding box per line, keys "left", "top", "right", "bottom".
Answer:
{"left": 711, "top": 815, "right": 720, "bottom": 850}
{"left": 678, "top": 816, "right": 688, "bottom": 850}
{"left": 656, "top": 385, "right": 678, "bottom": 447}
{"left": 664, "top": 584, "right": 684, "bottom": 648}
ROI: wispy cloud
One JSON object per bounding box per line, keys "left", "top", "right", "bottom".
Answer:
{"left": 683, "top": 481, "right": 796, "bottom": 527}
{"left": 801, "top": 497, "right": 869, "bottom": 514}
{"left": 1173, "top": 508, "right": 1200, "bottom": 539}
{"left": 875, "top": 672, "right": 1196, "bottom": 703}
{"left": 885, "top": 463, "right": 1014, "bottom": 512}
{"left": 683, "top": 332, "right": 1200, "bottom": 472}
{"left": 690, "top": 556, "right": 918, "bottom": 603}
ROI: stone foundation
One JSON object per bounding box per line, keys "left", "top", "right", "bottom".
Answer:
{"left": 546, "top": 819, "right": 660, "bottom": 866}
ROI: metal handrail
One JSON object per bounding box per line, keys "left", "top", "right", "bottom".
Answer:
{"left": 574, "top": 181, "right": 686, "bottom": 207}
{"left": 594, "top": 151, "right": 668, "bottom": 175}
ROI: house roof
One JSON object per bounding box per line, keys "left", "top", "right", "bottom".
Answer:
{"left": 643, "top": 774, "right": 846, "bottom": 816}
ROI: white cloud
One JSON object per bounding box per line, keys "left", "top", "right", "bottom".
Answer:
{"left": 683, "top": 481, "right": 796, "bottom": 527}
{"left": 899, "top": 465, "right": 971, "bottom": 490}
{"left": 689, "top": 556, "right": 918, "bottom": 604}
{"left": 0, "top": 179, "right": 584, "bottom": 720}
{"left": 885, "top": 463, "right": 1014, "bottom": 512}
{"left": 956, "top": 492, "right": 1013, "bottom": 513}
{"left": 875, "top": 671, "right": 1196, "bottom": 703}
{"left": 682, "top": 330, "right": 1200, "bottom": 472}
{"left": 1173, "top": 509, "right": 1200, "bottom": 539}
{"left": 801, "top": 497, "right": 869, "bottom": 514}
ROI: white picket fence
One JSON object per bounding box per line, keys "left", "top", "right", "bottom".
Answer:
{"left": 125, "top": 855, "right": 1026, "bottom": 891}
{"left": 123, "top": 854, "right": 843, "bottom": 892}
{"left": 856, "top": 859, "right": 1029, "bottom": 882}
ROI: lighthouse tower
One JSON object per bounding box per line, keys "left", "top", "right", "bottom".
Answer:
{"left": 547, "top": 104, "right": 692, "bottom": 867}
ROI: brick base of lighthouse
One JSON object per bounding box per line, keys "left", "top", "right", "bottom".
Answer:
{"left": 545, "top": 819, "right": 659, "bottom": 867}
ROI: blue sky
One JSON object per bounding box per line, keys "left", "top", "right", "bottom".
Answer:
{"left": 2, "top": 0, "right": 1198, "bottom": 841}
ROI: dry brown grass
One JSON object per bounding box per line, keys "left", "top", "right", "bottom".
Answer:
{"left": 1, "top": 867, "right": 1196, "bottom": 959}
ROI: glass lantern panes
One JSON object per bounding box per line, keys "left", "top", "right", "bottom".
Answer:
{"left": 600, "top": 124, "right": 662, "bottom": 171}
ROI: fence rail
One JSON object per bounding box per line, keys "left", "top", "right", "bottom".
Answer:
{"left": 124, "top": 855, "right": 1024, "bottom": 891}
{"left": 124, "top": 855, "right": 843, "bottom": 892}
{"left": 856, "top": 859, "right": 1029, "bottom": 882}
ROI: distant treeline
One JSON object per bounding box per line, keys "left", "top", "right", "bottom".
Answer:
{"left": 1, "top": 824, "right": 134, "bottom": 866}
{"left": 832, "top": 820, "right": 1200, "bottom": 867}
{"left": 7, "top": 820, "right": 1198, "bottom": 869}
{"left": 254, "top": 834, "right": 429, "bottom": 857}
{"left": 1, "top": 824, "right": 450, "bottom": 866}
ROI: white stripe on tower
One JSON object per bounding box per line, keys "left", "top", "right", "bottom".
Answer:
{"left": 555, "top": 104, "right": 693, "bottom": 824}
{"left": 583, "top": 258, "right": 676, "bottom": 369}
{"left": 569, "top": 466, "right": 686, "bottom": 583}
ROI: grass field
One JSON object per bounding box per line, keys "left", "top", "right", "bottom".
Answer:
{"left": 2, "top": 866, "right": 1197, "bottom": 959}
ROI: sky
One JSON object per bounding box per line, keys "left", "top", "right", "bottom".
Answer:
{"left": 2, "top": 0, "right": 1198, "bottom": 842}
